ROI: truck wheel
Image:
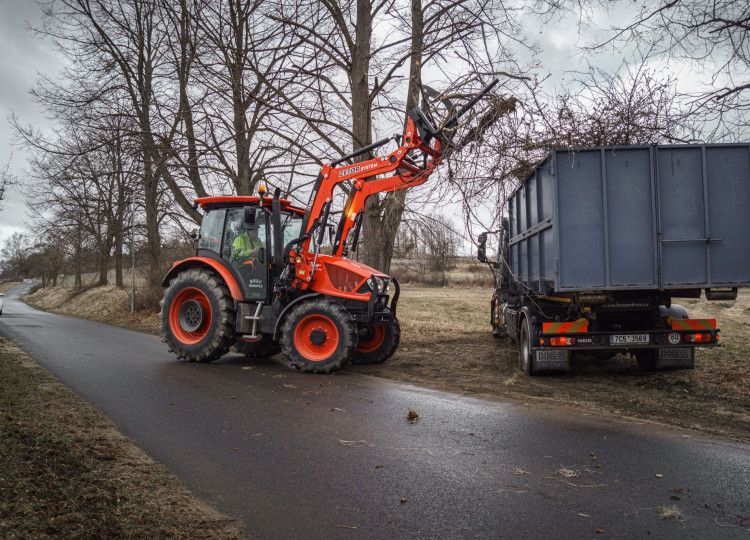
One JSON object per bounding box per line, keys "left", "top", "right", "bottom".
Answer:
{"left": 351, "top": 318, "right": 401, "bottom": 365}
{"left": 232, "top": 335, "right": 281, "bottom": 358}
{"left": 280, "top": 299, "right": 357, "bottom": 374}
{"left": 635, "top": 350, "right": 657, "bottom": 372}
{"left": 518, "top": 318, "right": 533, "bottom": 374}
{"left": 160, "top": 269, "right": 235, "bottom": 363}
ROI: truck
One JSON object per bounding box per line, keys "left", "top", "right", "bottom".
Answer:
{"left": 160, "top": 80, "right": 497, "bottom": 373}
{"left": 478, "top": 144, "right": 750, "bottom": 373}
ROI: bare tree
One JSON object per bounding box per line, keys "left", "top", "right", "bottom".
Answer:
{"left": 597, "top": 0, "right": 750, "bottom": 138}
{"left": 267, "top": 0, "right": 528, "bottom": 273}
{"left": 0, "top": 161, "right": 16, "bottom": 213}
{"left": 1, "top": 233, "right": 32, "bottom": 280}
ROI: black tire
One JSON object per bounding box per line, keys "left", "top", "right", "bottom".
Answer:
{"left": 280, "top": 299, "right": 357, "bottom": 374}
{"left": 351, "top": 318, "right": 401, "bottom": 365}
{"left": 159, "top": 269, "right": 235, "bottom": 363}
{"left": 635, "top": 349, "right": 657, "bottom": 372}
{"left": 518, "top": 318, "right": 532, "bottom": 374}
{"left": 232, "top": 335, "right": 281, "bottom": 358}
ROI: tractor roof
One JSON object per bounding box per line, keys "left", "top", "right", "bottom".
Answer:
{"left": 195, "top": 196, "right": 305, "bottom": 215}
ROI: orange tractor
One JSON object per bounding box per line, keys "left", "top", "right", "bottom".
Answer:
{"left": 160, "top": 80, "right": 497, "bottom": 373}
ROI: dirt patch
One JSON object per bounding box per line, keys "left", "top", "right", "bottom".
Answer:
{"left": 23, "top": 284, "right": 750, "bottom": 442}
{"left": 0, "top": 337, "right": 248, "bottom": 538}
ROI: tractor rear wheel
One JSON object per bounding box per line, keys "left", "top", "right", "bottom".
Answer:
{"left": 280, "top": 299, "right": 357, "bottom": 374}
{"left": 351, "top": 318, "right": 400, "bottom": 365}
{"left": 232, "top": 335, "right": 281, "bottom": 358}
{"left": 160, "top": 269, "right": 235, "bottom": 363}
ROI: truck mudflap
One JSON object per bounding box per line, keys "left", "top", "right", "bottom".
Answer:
{"left": 533, "top": 349, "right": 571, "bottom": 371}
{"left": 656, "top": 348, "right": 694, "bottom": 369}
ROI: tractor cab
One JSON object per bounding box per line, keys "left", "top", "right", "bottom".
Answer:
{"left": 194, "top": 194, "right": 305, "bottom": 302}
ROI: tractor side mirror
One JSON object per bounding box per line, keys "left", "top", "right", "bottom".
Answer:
{"left": 477, "top": 232, "right": 488, "bottom": 263}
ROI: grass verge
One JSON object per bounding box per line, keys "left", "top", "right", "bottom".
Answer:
{"left": 0, "top": 337, "right": 247, "bottom": 538}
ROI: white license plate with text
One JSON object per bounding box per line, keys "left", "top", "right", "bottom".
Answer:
{"left": 610, "top": 334, "right": 649, "bottom": 345}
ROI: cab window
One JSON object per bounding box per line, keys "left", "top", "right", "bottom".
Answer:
{"left": 198, "top": 209, "right": 226, "bottom": 254}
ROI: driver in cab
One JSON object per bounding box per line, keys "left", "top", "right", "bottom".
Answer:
{"left": 232, "top": 227, "right": 263, "bottom": 268}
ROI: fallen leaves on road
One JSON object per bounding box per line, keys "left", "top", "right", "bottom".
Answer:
{"left": 557, "top": 466, "right": 580, "bottom": 479}
{"left": 339, "top": 439, "right": 374, "bottom": 447}
{"left": 658, "top": 505, "right": 682, "bottom": 520}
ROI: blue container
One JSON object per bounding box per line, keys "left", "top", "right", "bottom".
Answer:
{"left": 507, "top": 144, "right": 750, "bottom": 293}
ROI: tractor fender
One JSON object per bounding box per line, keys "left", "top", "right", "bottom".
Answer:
{"left": 162, "top": 257, "right": 244, "bottom": 301}
{"left": 273, "top": 293, "right": 323, "bottom": 340}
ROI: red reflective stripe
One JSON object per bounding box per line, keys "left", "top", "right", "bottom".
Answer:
{"left": 671, "top": 318, "right": 717, "bottom": 330}
{"left": 542, "top": 319, "right": 589, "bottom": 334}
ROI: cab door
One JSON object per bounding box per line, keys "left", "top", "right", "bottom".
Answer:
{"left": 222, "top": 206, "right": 269, "bottom": 300}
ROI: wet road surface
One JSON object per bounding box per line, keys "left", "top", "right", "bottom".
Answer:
{"left": 1, "top": 283, "right": 748, "bottom": 538}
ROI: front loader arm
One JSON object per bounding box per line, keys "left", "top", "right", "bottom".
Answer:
{"left": 302, "top": 78, "right": 499, "bottom": 258}
{"left": 301, "top": 114, "right": 442, "bottom": 253}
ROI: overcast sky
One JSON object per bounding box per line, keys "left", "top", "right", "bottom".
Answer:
{"left": 0, "top": 1, "right": 698, "bottom": 251}
{"left": 0, "top": 0, "right": 63, "bottom": 247}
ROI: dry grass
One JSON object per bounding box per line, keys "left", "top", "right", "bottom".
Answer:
{"left": 25, "top": 285, "right": 160, "bottom": 335}
{"left": 391, "top": 258, "right": 494, "bottom": 288}
{"left": 0, "top": 337, "right": 247, "bottom": 538}
{"left": 0, "top": 281, "right": 22, "bottom": 294}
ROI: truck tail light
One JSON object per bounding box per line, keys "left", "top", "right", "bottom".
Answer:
{"left": 549, "top": 337, "right": 577, "bottom": 347}
{"left": 683, "top": 333, "right": 714, "bottom": 344}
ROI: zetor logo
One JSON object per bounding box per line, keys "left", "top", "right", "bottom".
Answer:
{"left": 340, "top": 163, "right": 377, "bottom": 176}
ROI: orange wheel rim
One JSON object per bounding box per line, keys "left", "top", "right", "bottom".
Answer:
{"left": 294, "top": 314, "right": 339, "bottom": 361}
{"left": 356, "top": 324, "right": 385, "bottom": 353}
{"left": 169, "top": 287, "right": 212, "bottom": 345}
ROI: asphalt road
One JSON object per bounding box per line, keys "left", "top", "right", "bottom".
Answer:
{"left": 1, "top": 282, "right": 749, "bottom": 538}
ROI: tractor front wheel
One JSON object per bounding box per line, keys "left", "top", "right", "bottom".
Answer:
{"left": 280, "top": 299, "right": 357, "bottom": 374}
{"left": 351, "top": 318, "right": 401, "bottom": 365}
{"left": 160, "top": 269, "right": 235, "bottom": 363}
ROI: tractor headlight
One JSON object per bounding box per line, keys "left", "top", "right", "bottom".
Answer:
{"left": 367, "top": 276, "right": 385, "bottom": 292}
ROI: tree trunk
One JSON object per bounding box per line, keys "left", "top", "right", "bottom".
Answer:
{"left": 114, "top": 226, "right": 124, "bottom": 288}
{"left": 142, "top": 147, "right": 163, "bottom": 285}
{"left": 73, "top": 233, "right": 83, "bottom": 288}
{"left": 361, "top": 0, "right": 423, "bottom": 274}
{"left": 351, "top": 0, "right": 382, "bottom": 269}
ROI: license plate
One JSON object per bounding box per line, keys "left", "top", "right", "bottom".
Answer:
{"left": 610, "top": 334, "right": 649, "bottom": 345}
